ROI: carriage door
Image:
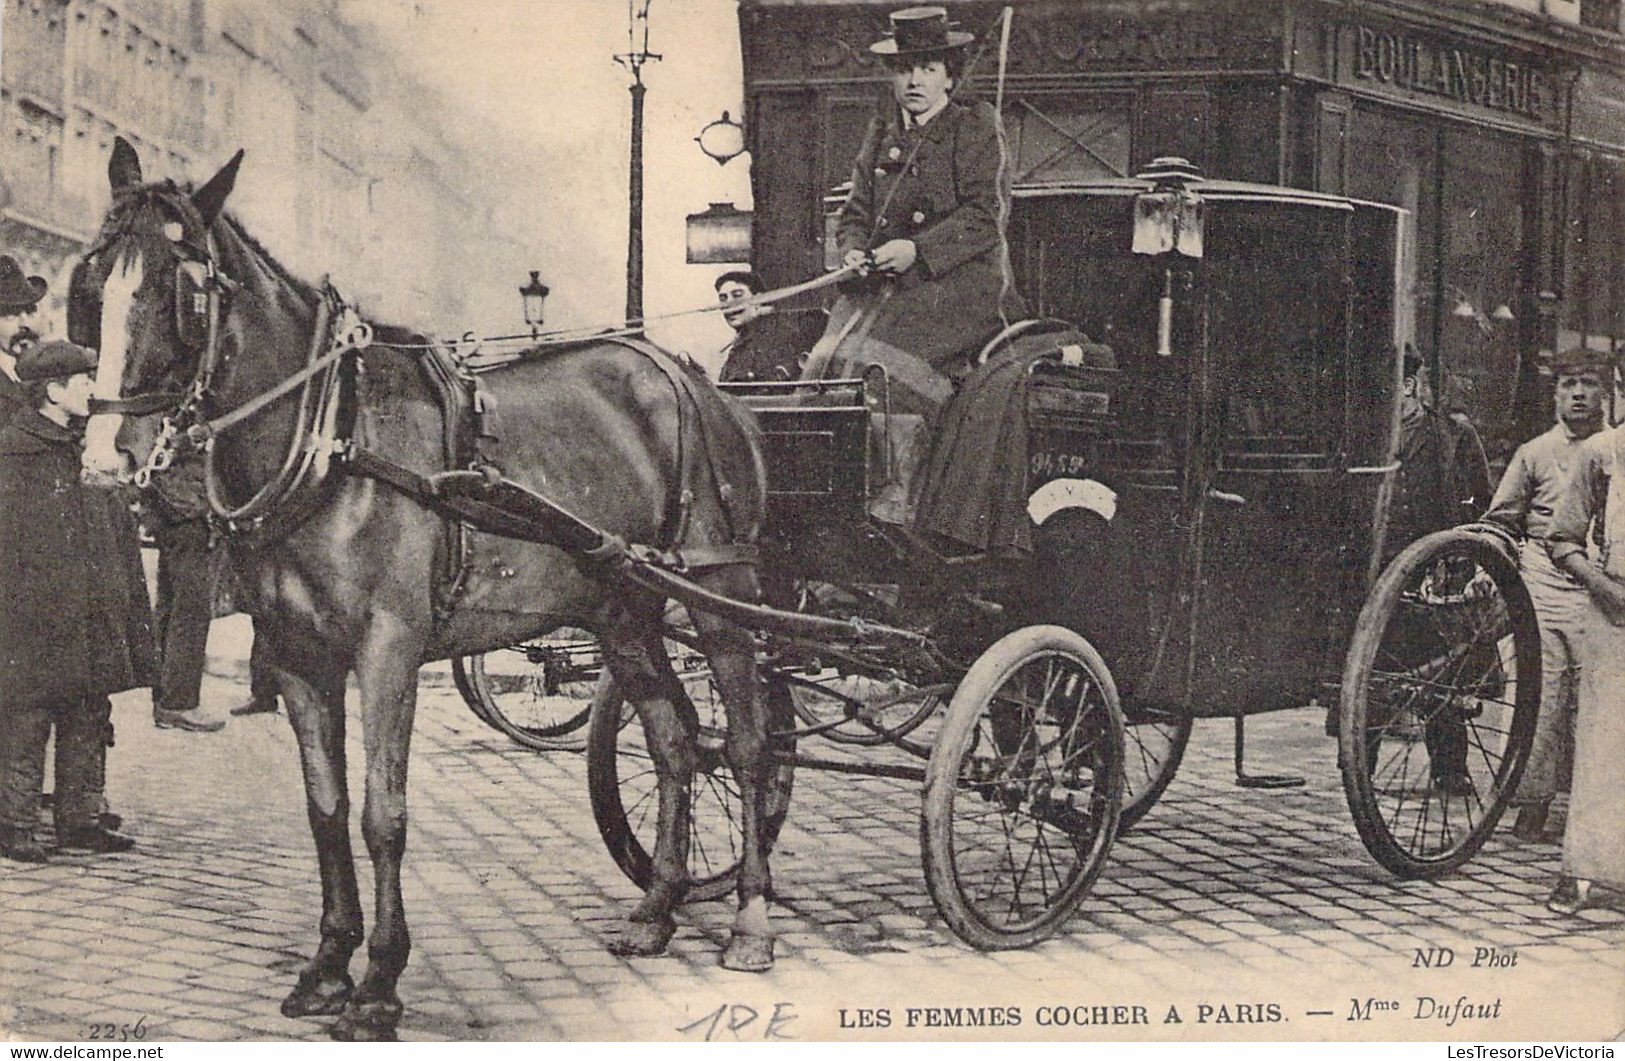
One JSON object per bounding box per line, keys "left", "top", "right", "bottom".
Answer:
{"left": 1187, "top": 199, "right": 1354, "bottom": 717}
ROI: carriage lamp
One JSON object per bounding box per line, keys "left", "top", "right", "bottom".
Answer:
{"left": 519, "top": 271, "right": 550, "bottom": 335}
{"left": 696, "top": 111, "right": 745, "bottom": 166}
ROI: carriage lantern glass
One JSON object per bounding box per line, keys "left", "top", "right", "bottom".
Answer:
{"left": 519, "top": 271, "right": 550, "bottom": 335}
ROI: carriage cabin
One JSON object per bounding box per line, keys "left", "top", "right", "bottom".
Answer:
{"left": 725, "top": 0, "right": 1625, "bottom": 717}
{"left": 734, "top": 172, "right": 1411, "bottom": 719}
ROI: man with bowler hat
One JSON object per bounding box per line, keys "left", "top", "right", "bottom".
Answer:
{"left": 0, "top": 339, "right": 155, "bottom": 862}
{"left": 0, "top": 254, "right": 48, "bottom": 420}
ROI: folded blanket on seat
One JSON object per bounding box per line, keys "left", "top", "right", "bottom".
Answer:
{"left": 913, "top": 330, "right": 1111, "bottom": 559}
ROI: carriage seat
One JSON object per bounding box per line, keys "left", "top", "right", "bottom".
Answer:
{"left": 719, "top": 377, "right": 873, "bottom": 532}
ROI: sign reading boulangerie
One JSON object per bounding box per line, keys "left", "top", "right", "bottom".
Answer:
{"left": 1349, "top": 24, "right": 1556, "bottom": 123}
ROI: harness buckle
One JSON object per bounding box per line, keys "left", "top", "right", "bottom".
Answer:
{"left": 332, "top": 306, "right": 373, "bottom": 352}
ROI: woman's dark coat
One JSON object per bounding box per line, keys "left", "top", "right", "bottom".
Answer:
{"left": 0, "top": 410, "right": 156, "bottom": 707}
{"left": 833, "top": 98, "right": 1023, "bottom": 381}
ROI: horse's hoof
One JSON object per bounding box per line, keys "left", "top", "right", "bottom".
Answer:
{"left": 280, "top": 972, "right": 355, "bottom": 1018}
{"left": 607, "top": 917, "right": 676, "bottom": 957}
{"left": 329, "top": 999, "right": 402, "bottom": 1042}
{"left": 721, "top": 932, "right": 775, "bottom": 973}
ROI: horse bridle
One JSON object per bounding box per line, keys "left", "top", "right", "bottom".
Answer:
{"left": 78, "top": 188, "right": 239, "bottom": 485}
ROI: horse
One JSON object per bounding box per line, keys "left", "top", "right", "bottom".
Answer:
{"left": 77, "top": 137, "right": 779, "bottom": 1041}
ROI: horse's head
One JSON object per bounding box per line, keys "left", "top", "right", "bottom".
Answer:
{"left": 79, "top": 136, "right": 243, "bottom": 487}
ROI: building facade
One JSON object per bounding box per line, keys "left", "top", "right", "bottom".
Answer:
{"left": 2, "top": 0, "right": 526, "bottom": 338}
{"left": 739, "top": 0, "right": 1625, "bottom": 456}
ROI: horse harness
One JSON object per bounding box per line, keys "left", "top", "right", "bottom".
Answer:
{"left": 79, "top": 202, "right": 759, "bottom": 618}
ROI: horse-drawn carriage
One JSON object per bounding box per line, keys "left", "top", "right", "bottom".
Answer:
{"left": 74, "top": 138, "right": 1538, "bottom": 1039}
{"left": 580, "top": 168, "right": 1541, "bottom": 946}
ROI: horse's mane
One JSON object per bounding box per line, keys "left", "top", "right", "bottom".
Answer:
{"left": 216, "top": 211, "right": 321, "bottom": 307}
{"left": 103, "top": 180, "right": 320, "bottom": 310}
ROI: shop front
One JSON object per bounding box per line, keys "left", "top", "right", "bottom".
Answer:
{"left": 740, "top": 0, "right": 1625, "bottom": 452}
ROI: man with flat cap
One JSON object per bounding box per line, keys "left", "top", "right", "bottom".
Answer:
{"left": 1485, "top": 347, "right": 1612, "bottom": 842}
{"left": 0, "top": 339, "right": 155, "bottom": 862}
{"left": 0, "top": 254, "right": 48, "bottom": 420}
{"left": 1542, "top": 354, "right": 1625, "bottom": 914}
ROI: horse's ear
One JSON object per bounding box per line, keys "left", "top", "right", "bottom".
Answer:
{"left": 109, "top": 136, "right": 142, "bottom": 190}
{"left": 191, "top": 149, "right": 244, "bottom": 226}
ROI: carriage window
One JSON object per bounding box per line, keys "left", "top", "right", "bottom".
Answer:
{"left": 1010, "top": 195, "right": 1182, "bottom": 449}
{"left": 1206, "top": 205, "right": 1349, "bottom": 456}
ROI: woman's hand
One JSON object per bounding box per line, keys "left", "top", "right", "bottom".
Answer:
{"left": 842, "top": 249, "right": 872, "bottom": 276}
{"left": 869, "top": 239, "right": 917, "bottom": 275}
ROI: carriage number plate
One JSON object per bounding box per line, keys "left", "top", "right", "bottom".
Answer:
{"left": 1031, "top": 450, "right": 1090, "bottom": 479}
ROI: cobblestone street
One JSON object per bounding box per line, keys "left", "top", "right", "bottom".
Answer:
{"left": 2, "top": 619, "right": 1621, "bottom": 1043}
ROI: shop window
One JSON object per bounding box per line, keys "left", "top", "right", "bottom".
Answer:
{"left": 820, "top": 93, "right": 1131, "bottom": 192}
{"left": 1559, "top": 155, "right": 1624, "bottom": 370}
{"left": 1439, "top": 127, "right": 1526, "bottom": 455}
{"left": 821, "top": 95, "right": 878, "bottom": 192}
{"left": 1008, "top": 98, "right": 1131, "bottom": 181}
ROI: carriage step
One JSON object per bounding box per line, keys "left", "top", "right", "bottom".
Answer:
{"left": 1233, "top": 716, "right": 1305, "bottom": 789}
{"left": 772, "top": 752, "right": 926, "bottom": 784}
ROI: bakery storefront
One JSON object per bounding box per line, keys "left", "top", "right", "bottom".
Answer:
{"left": 740, "top": 0, "right": 1625, "bottom": 455}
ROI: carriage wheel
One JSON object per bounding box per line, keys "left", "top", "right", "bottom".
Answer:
{"left": 451, "top": 655, "right": 500, "bottom": 728}
{"left": 1340, "top": 528, "right": 1540, "bottom": 879}
{"left": 1117, "top": 703, "right": 1192, "bottom": 831}
{"left": 922, "top": 625, "right": 1124, "bottom": 949}
{"left": 586, "top": 664, "right": 796, "bottom": 904}
{"left": 452, "top": 644, "right": 595, "bottom": 751}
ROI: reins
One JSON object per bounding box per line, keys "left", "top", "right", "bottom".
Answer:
{"left": 386, "top": 261, "right": 862, "bottom": 354}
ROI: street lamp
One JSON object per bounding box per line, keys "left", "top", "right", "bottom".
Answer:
{"left": 614, "top": 0, "right": 661, "bottom": 326}
{"left": 695, "top": 111, "right": 745, "bottom": 166}
{"left": 519, "top": 270, "right": 550, "bottom": 336}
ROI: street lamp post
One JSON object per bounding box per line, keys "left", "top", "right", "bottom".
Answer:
{"left": 614, "top": 1, "right": 660, "bottom": 328}
{"left": 519, "top": 270, "right": 550, "bottom": 337}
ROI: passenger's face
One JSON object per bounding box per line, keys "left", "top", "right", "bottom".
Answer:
{"left": 1555, "top": 369, "right": 1607, "bottom": 431}
{"left": 717, "top": 280, "right": 759, "bottom": 330}
{"left": 890, "top": 59, "right": 953, "bottom": 116}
